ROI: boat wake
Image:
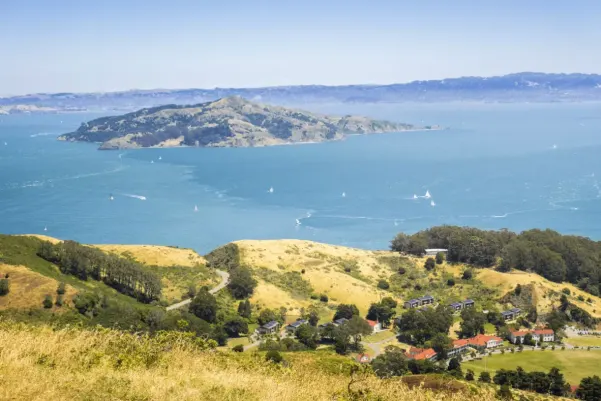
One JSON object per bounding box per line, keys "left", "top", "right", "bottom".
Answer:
{"left": 123, "top": 194, "right": 147, "bottom": 201}
{"left": 30, "top": 132, "right": 56, "bottom": 138}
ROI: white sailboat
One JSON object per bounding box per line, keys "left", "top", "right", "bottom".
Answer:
{"left": 424, "top": 190, "right": 431, "bottom": 199}
{"left": 268, "top": 187, "right": 274, "bottom": 193}
{"left": 43, "top": 226, "right": 47, "bottom": 232}
{"left": 151, "top": 160, "right": 154, "bottom": 164}
{"left": 109, "top": 194, "right": 114, "bottom": 201}
{"left": 342, "top": 192, "right": 346, "bottom": 198}
{"left": 158, "top": 156, "right": 162, "bottom": 160}
{"left": 295, "top": 218, "right": 301, "bottom": 226}
{"left": 413, "top": 194, "right": 418, "bottom": 199}
{"left": 430, "top": 200, "right": 436, "bottom": 207}
{"left": 194, "top": 205, "right": 198, "bottom": 212}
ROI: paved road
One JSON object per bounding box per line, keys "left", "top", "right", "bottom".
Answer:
{"left": 166, "top": 269, "right": 230, "bottom": 311}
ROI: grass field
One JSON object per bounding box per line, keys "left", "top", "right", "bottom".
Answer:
{"left": 364, "top": 330, "right": 397, "bottom": 343}
{"left": 0, "top": 319, "right": 505, "bottom": 401}
{"left": 463, "top": 349, "right": 601, "bottom": 385}
{"left": 564, "top": 336, "right": 601, "bottom": 347}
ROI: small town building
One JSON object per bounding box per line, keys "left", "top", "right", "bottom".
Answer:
{"left": 466, "top": 334, "right": 503, "bottom": 349}
{"left": 509, "top": 328, "right": 555, "bottom": 344}
{"left": 356, "top": 353, "right": 371, "bottom": 364}
{"left": 406, "top": 347, "right": 438, "bottom": 361}
{"left": 425, "top": 248, "right": 448, "bottom": 256}
{"left": 333, "top": 318, "right": 348, "bottom": 326}
{"left": 449, "top": 302, "right": 463, "bottom": 312}
{"left": 419, "top": 295, "right": 435, "bottom": 306}
{"left": 501, "top": 308, "right": 521, "bottom": 321}
{"left": 404, "top": 299, "right": 420, "bottom": 309}
{"left": 257, "top": 320, "right": 280, "bottom": 335}
{"left": 366, "top": 319, "right": 383, "bottom": 333}
{"left": 463, "top": 299, "right": 475, "bottom": 308}
{"left": 448, "top": 339, "right": 471, "bottom": 358}
{"left": 286, "top": 319, "right": 308, "bottom": 333}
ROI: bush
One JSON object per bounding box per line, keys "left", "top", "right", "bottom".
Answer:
{"left": 377, "top": 280, "right": 390, "bottom": 290}
{"left": 465, "top": 369, "right": 475, "bottom": 381}
{"left": 447, "top": 278, "right": 455, "bottom": 287}
{"left": 301, "top": 269, "right": 305, "bottom": 274}
{"left": 43, "top": 295, "right": 53, "bottom": 309}
{"left": 265, "top": 350, "right": 283, "bottom": 363}
{"left": 55, "top": 294, "right": 64, "bottom": 307}
{"left": 462, "top": 269, "right": 473, "bottom": 280}
{"left": 497, "top": 384, "right": 512, "bottom": 400}
{"left": 319, "top": 294, "right": 329, "bottom": 303}
{"left": 310, "top": 293, "right": 318, "bottom": 300}
{"left": 56, "top": 282, "right": 66, "bottom": 295}
{"left": 424, "top": 258, "right": 436, "bottom": 271}
{"left": 435, "top": 252, "right": 445, "bottom": 265}
{"left": 578, "top": 295, "right": 585, "bottom": 302}
{"left": 398, "top": 267, "right": 406, "bottom": 275}
{"left": 186, "top": 285, "right": 197, "bottom": 299}
{"left": 479, "top": 371, "right": 491, "bottom": 383}
{"left": 232, "top": 344, "right": 244, "bottom": 352}
{"left": 562, "top": 288, "right": 571, "bottom": 295}
{"left": 0, "top": 278, "right": 9, "bottom": 296}
{"left": 227, "top": 267, "right": 257, "bottom": 299}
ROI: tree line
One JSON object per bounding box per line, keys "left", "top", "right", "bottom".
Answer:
{"left": 37, "top": 240, "right": 161, "bottom": 303}
{"left": 391, "top": 226, "right": 601, "bottom": 297}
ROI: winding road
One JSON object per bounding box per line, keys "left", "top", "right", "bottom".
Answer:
{"left": 165, "top": 269, "right": 230, "bottom": 311}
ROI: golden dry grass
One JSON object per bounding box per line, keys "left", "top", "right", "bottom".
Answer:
{"left": 236, "top": 240, "right": 397, "bottom": 313}
{"left": 0, "top": 264, "right": 76, "bottom": 311}
{"left": 250, "top": 279, "right": 311, "bottom": 313}
{"left": 0, "top": 320, "right": 501, "bottom": 401}
{"left": 94, "top": 244, "right": 206, "bottom": 267}
{"left": 477, "top": 269, "right": 601, "bottom": 317}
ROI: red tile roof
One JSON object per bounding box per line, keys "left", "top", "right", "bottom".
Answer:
{"left": 533, "top": 329, "right": 554, "bottom": 335}
{"left": 366, "top": 320, "right": 378, "bottom": 327}
{"left": 406, "top": 347, "right": 437, "bottom": 360}
{"left": 452, "top": 339, "right": 470, "bottom": 348}
{"left": 466, "top": 334, "right": 503, "bottom": 347}
{"left": 510, "top": 330, "right": 530, "bottom": 337}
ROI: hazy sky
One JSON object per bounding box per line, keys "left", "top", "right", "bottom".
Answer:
{"left": 1, "top": 0, "right": 601, "bottom": 95}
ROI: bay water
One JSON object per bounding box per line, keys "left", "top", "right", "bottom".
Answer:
{"left": 1, "top": 102, "right": 600, "bottom": 253}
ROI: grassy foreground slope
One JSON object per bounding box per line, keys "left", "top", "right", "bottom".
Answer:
{"left": 0, "top": 319, "right": 497, "bottom": 401}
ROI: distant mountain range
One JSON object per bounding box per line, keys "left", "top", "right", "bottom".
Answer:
{"left": 59, "top": 96, "right": 426, "bottom": 149}
{"left": 2, "top": 72, "right": 601, "bottom": 113}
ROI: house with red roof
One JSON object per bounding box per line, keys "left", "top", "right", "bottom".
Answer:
{"left": 466, "top": 334, "right": 504, "bottom": 349}
{"left": 406, "top": 347, "right": 438, "bottom": 361}
{"left": 510, "top": 328, "right": 554, "bottom": 344}
{"left": 356, "top": 353, "right": 371, "bottom": 364}
{"left": 448, "top": 339, "right": 471, "bottom": 358}
{"left": 366, "top": 319, "right": 383, "bottom": 333}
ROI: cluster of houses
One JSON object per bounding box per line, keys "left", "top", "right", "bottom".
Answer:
{"left": 256, "top": 316, "right": 384, "bottom": 337}
{"left": 509, "top": 328, "right": 555, "bottom": 344}
{"left": 449, "top": 299, "right": 475, "bottom": 312}
{"left": 501, "top": 307, "right": 521, "bottom": 321}
{"left": 406, "top": 334, "right": 504, "bottom": 362}
{"left": 404, "top": 295, "right": 435, "bottom": 309}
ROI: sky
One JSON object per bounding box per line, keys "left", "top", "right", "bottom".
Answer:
{"left": 1, "top": 0, "right": 601, "bottom": 95}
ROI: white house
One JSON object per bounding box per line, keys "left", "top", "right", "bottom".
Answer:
{"left": 366, "top": 319, "right": 383, "bottom": 333}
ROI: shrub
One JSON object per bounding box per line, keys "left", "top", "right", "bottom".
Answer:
{"left": 377, "top": 280, "right": 390, "bottom": 290}
{"left": 424, "top": 258, "right": 436, "bottom": 271}
{"left": 310, "top": 293, "right": 318, "bottom": 300}
{"left": 479, "top": 371, "right": 491, "bottom": 383}
{"left": 497, "top": 384, "right": 512, "bottom": 400}
{"left": 398, "top": 267, "right": 406, "bottom": 275}
{"left": 301, "top": 269, "right": 305, "bottom": 274}
{"left": 232, "top": 344, "right": 244, "bottom": 352}
{"left": 319, "top": 294, "right": 329, "bottom": 303}
{"left": 4, "top": 273, "right": 8, "bottom": 279}
{"left": 56, "top": 282, "right": 66, "bottom": 295}
{"left": 578, "top": 295, "right": 585, "bottom": 302}
{"left": 435, "top": 252, "right": 445, "bottom": 265}
{"left": 186, "top": 285, "right": 197, "bottom": 299}
{"left": 265, "top": 350, "right": 283, "bottom": 363}
{"left": 227, "top": 267, "right": 257, "bottom": 299}
{"left": 43, "top": 295, "right": 53, "bottom": 309}
{"left": 447, "top": 278, "right": 455, "bottom": 287}
{"left": 0, "top": 278, "right": 9, "bottom": 296}
{"left": 462, "top": 269, "right": 473, "bottom": 280}
{"left": 562, "top": 288, "right": 571, "bottom": 295}
{"left": 465, "top": 369, "right": 475, "bottom": 381}
{"left": 55, "top": 294, "right": 64, "bottom": 307}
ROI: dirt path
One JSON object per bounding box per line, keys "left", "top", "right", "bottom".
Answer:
{"left": 165, "top": 269, "right": 230, "bottom": 311}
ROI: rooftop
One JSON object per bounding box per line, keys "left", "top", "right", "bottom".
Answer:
{"left": 262, "top": 321, "right": 279, "bottom": 329}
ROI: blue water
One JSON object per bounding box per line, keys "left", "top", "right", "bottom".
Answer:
{"left": 1, "top": 102, "right": 601, "bottom": 253}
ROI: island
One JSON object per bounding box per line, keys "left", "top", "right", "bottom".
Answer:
{"left": 58, "top": 96, "right": 434, "bottom": 149}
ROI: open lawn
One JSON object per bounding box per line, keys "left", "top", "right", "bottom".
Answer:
{"left": 463, "top": 349, "right": 601, "bottom": 385}
{"left": 564, "top": 336, "right": 601, "bottom": 347}
{"left": 364, "top": 330, "right": 397, "bottom": 343}
{"left": 94, "top": 244, "right": 206, "bottom": 267}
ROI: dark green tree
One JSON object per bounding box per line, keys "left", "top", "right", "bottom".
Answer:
{"left": 462, "top": 269, "right": 473, "bottom": 280}
{"left": 377, "top": 279, "right": 390, "bottom": 289}
{"left": 333, "top": 304, "right": 360, "bottom": 321}
{"left": 435, "top": 252, "right": 445, "bottom": 265}
{"left": 548, "top": 367, "right": 567, "bottom": 396}
{"left": 265, "top": 350, "right": 283, "bottom": 363}
{"left": 345, "top": 316, "right": 373, "bottom": 348}
{"left": 465, "top": 369, "right": 475, "bottom": 381}
{"left": 295, "top": 324, "right": 319, "bottom": 349}
{"left": 223, "top": 317, "right": 249, "bottom": 337}
{"left": 447, "top": 357, "right": 463, "bottom": 378}
{"left": 479, "top": 371, "right": 491, "bottom": 383}
{"left": 576, "top": 375, "right": 601, "bottom": 401}
{"left": 424, "top": 258, "right": 436, "bottom": 271}
{"left": 366, "top": 302, "right": 395, "bottom": 327}
{"left": 43, "top": 295, "right": 53, "bottom": 309}
{"left": 258, "top": 308, "right": 281, "bottom": 325}
{"left": 371, "top": 348, "right": 409, "bottom": 378}
{"left": 0, "top": 278, "right": 9, "bottom": 296}
{"left": 430, "top": 333, "right": 453, "bottom": 360}
{"left": 381, "top": 297, "right": 398, "bottom": 310}
{"left": 227, "top": 267, "right": 257, "bottom": 299}
{"left": 237, "top": 299, "right": 252, "bottom": 318}
{"left": 497, "top": 384, "right": 512, "bottom": 400}
{"left": 189, "top": 289, "right": 218, "bottom": 323}
{"left": 232, "top": 344, "right": 244, "bottom": 352}
{"left": 390, "top": 233, "right": 411, "bottom": 253}
{"left": 459, "top": 308, "right": 487, "bottom": 338}
{"left": 56, "top": 282, "right": 66, "bottom": 295}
